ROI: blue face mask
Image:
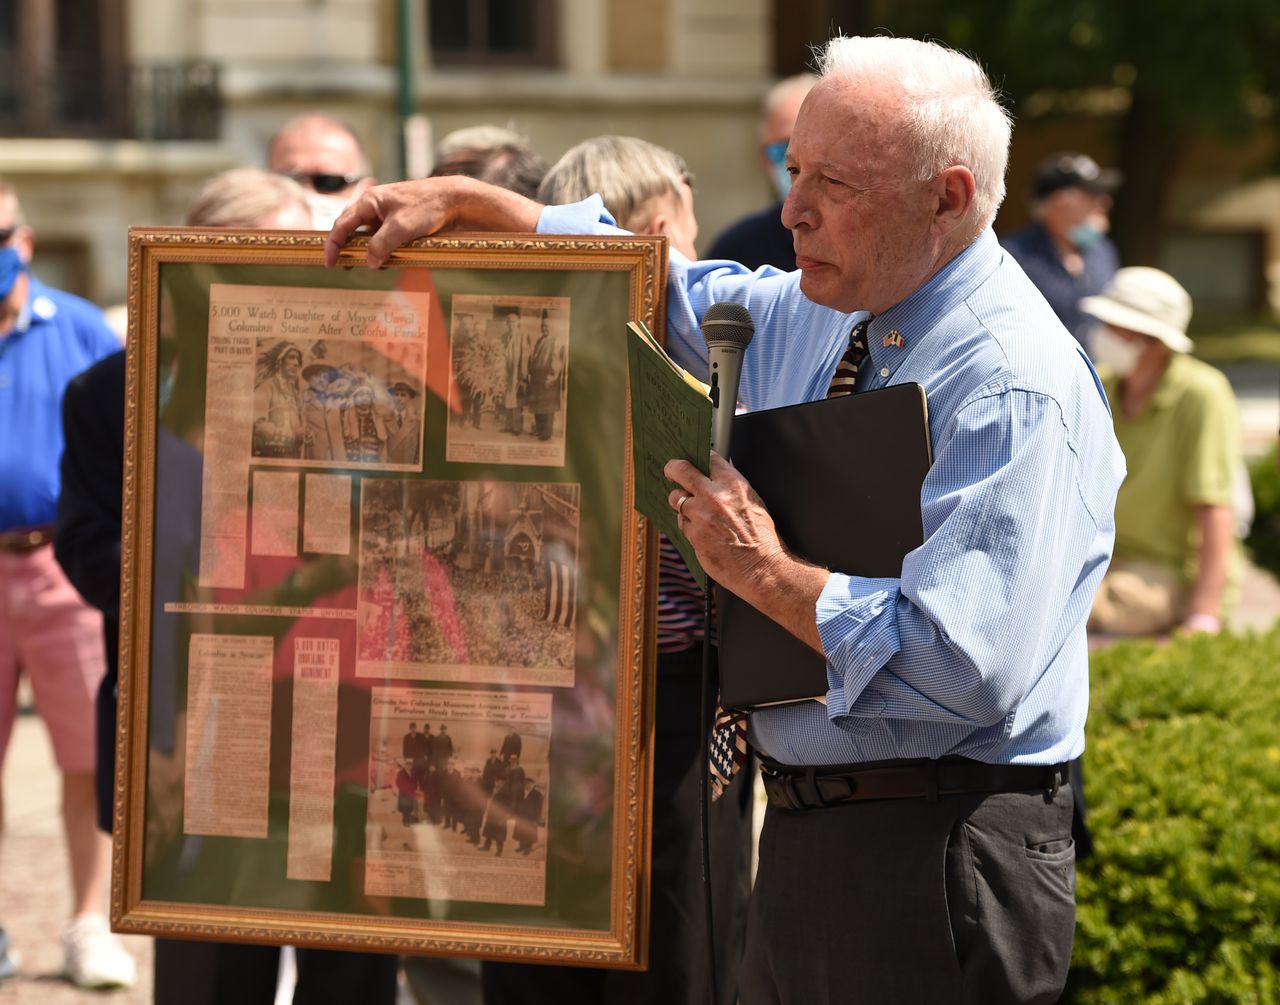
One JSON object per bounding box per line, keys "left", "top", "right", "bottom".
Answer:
{"left": 1069, "top": 222, "right": 1104, "bottom": 250}
{"left": 763, "top": 140, "right": 791, "bottom": 200}
{"left": 0, "top": 245, "right": 25, "bottom": 298}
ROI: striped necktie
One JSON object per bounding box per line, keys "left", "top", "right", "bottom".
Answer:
{"left": 708, "top": 320, "right": 871, "bottom": 800}
{"left": 826, "top": 318, "right": 870, "bottom": 397}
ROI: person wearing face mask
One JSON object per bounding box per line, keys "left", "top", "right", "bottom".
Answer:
{"left": 706, "top": 74, "right": 816, "bottom": 271}
{"left": 267, "top": 113, "right": 376, "bottom": 230}
{"left": 1083, "top": 267, "right": 1244, "bottom": 638}
{"left": 0, "top": 179, "right": 133, "bottom": 989}
{"left": 1001, "top": 151, "right": 1122, "bottom": 353}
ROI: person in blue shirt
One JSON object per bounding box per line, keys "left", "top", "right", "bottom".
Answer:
{"left": 0, "top": 179, "right": 133, "bottom": 989}
{"left": 327, "top": 34, "right": 1125, "bottom": 1005}
{"left": 1001, "top": 151, "right": 1122, "bottom": 353}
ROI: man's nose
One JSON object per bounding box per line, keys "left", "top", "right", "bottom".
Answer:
{"left": 780, "top": 179, "right": 809, "bottom": 231}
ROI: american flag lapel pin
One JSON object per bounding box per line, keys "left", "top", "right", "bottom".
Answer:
{"left": 883, "top": 330, "right": 904, "bottom": 349}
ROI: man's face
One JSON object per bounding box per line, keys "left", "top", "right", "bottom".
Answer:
{"left": 354, "top": 386, "right": 374, "bottom": 407}
{"left": 269, "top": 121, "right": 370, "bottom": 199}
{"left": 781, "top": 81, "right": 938, "bottom": 315}
{"left": 760, "top": 87, "right": 809, "bottom": 198}
{"left": 282, "top": 350, "right": 302, "bottom": 379}
{"left": 1040, "top": 186, "right": 1109, "bottom": 243}
{"left": 393, "top": 388, "right": 411, "bottom": 409}
{"left": 308, "top": 370, "right": 330, "bottom": 393}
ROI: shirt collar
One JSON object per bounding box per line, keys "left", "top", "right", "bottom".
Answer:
{"left": 863, "top": 229, "right": 1003, "bottom": 376}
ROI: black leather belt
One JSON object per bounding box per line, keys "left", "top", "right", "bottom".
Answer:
{"left": 760, "top": 756, "right": 1068, "bottom": 810}
{"left": 0, "top": 525, "right": 55, "bottom": 554}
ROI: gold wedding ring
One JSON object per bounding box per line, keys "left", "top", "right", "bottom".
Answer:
{"left": 676, "top": 494, "right": 691, "bottom": 517}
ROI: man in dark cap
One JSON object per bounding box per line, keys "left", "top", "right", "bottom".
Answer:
{"left": 1001, "top": 151, "right": 1122, "bottom": 352}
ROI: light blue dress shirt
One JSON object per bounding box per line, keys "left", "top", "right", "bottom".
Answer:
{"left": 541, "top": 197, "right": 1125, "bottom": 767}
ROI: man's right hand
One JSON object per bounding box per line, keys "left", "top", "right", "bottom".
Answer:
{"left": 324, "top": 176, "right": 544, "bottom": 269}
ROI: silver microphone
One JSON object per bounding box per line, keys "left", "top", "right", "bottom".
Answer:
{"left": 700, "top": 302, "right": 755, "bottom": 457}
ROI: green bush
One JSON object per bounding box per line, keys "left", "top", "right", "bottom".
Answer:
{"left": 1065, "top": 630, "right": 1280, "bottom": 1003}
{"left": 1247, "top": 454, "right": 1280, "bottom": 581}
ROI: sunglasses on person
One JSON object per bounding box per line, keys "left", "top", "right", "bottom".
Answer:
{"left": 285, "top": 172, "right": 365, "bottom": 194}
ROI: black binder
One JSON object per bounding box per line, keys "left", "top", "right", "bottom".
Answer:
{"left": 715, "top": 383, "right": 932, "bottom": 711}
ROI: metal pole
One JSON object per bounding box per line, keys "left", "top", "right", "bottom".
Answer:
{"left": 395, "top": 0, "right": 415, "bottom": 180}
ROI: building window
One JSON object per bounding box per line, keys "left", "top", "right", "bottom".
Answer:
{"left": 429, "top": 0, "right": 559, "bottom": 68}
{"left": 0, "top": 0, "right": 127, "bottom": 137}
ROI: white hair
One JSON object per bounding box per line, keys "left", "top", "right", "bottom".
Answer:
{"left": 817, "top": 36, "right": 1012, "bottom": 229}
{"left": 537, "top": 135, "right": 691, "bottom": 232}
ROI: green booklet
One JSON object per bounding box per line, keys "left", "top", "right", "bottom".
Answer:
{"left": 625, "top": 320, "right": 712, "bottom": 588}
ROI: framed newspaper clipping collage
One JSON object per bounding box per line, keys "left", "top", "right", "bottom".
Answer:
{"left": 113, "top": 227, "right": 667, "bottom": 968}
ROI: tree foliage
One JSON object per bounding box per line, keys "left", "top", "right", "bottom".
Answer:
{"left": 865, "top": 1, "right": 1280, "bottom": 262}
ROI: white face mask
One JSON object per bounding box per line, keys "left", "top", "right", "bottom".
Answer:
{"left": 1091, "top": 327, "right": 1143, "bottom": 377}
{"left": 305, "top": 192, "right": 351, "bottom": 231}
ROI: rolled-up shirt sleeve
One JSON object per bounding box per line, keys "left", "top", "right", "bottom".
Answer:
{"left": 819, "top": 383, "right": 1106, "bottom": 731}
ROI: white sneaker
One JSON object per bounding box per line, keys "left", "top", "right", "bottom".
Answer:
{"left": 62, "top": 913, "right": 137, "bottom": 990}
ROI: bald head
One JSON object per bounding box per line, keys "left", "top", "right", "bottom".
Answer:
{"left": 267, "top": 114, "right": 372, "bottom": 194}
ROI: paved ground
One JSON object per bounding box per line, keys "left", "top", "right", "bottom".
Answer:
{"left": 0, "top": 701, "right": 152, "bottom": 1004}
{"left": 2, "top": 364, "right": 1276, "bottom": 1003}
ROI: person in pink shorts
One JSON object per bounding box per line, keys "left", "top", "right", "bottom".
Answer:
{"left": 0, "top": 180, "right": 134, "bottom": 989}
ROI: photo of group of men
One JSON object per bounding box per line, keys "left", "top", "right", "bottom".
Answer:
{"left": 388, "top": 724, "right": 543, "bottom": 857}
{"left": 365, "top": 688, "right": 552, "bottom": 905}
{"left": 251, "top": 336, "right": 425, "bottom": 466}
{"left": 447, "top": 295, "right": 570, "bottom": 465}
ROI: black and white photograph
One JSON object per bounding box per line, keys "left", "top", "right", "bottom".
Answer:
{"left": 365, "top": 687, "right": 552, "bottom": 905}
{"left": 356, "top": 478, "right": 581, "bottom": 686}
{"left": 446, "top": 294, "right": 570, "bottom": 467}
{"left": 250, "top": 335, "right": 426, "bottom": 468}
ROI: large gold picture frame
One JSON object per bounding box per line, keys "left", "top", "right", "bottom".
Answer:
{"left": 113, "top": 228, "right": 666, "bottom": 968}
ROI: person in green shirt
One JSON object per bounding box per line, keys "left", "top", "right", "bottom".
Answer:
{"left": 1083, "top": 267, "right": 1244, "bottom": 635}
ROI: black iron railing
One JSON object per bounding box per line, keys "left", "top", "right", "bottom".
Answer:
{"left": 0, "top": 60, "right": 222, "bottom": 141}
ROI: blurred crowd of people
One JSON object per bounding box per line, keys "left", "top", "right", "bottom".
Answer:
{"left": 0, "top": 25, "right": 1264, "bottom": 1005}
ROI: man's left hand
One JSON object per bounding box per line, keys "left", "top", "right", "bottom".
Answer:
{"left": 665, "top": 453, "right": 786, "bottom": 593}
{"left": 666, "top": 453, "right": 828, "bottom": 653}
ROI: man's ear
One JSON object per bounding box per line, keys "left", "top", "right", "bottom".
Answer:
{"left": 933, "top": 166, "right": 976, "bottom": 235}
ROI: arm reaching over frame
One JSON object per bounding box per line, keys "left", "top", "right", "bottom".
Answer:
{"left": 325, "top": 177, "right": 545, "bottom": 268}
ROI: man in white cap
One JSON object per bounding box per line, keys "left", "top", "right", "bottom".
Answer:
{"left": 1084, "top": 266, "right": 1243, "bottom": 636}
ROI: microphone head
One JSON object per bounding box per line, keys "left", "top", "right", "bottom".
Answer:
{"left": 701, "top": 302, "right": 754, "bottom": 351}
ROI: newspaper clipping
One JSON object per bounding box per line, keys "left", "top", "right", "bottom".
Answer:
{"left": 356, "top": 479, "right": 580, "bottom": 686}
{"left": 183, "top": 633, "right": 273, "bottom": 839}
{"left": 447, "top": 295, "right": 570, "bottom": 468}
{"left": 365, "top": 686, "right": 552, "bottom": 906}
{"left": 287, "top": 637, "right": 341, "bottom": 882}
{"left": 200, "top": 283, "right": 428, "bottom": 590}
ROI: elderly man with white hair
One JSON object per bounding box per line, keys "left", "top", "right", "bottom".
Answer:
{"left": 328, "top": 33, "right": 1124, "bottom": 1004}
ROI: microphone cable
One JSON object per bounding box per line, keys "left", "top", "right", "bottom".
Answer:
{"left": 699, "top": 578, "right": 720, "bottom": 1005}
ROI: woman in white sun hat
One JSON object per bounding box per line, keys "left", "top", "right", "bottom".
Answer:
{"left": 1083, "top": 266, "right": 1245, "bottom": 636}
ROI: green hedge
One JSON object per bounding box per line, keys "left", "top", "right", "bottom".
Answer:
{"left": 1247, "top": 454, "right": 1280, "bottom": 582}
{"left": 1065, "top": 630, "right": 1280, "bottom": 1003}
